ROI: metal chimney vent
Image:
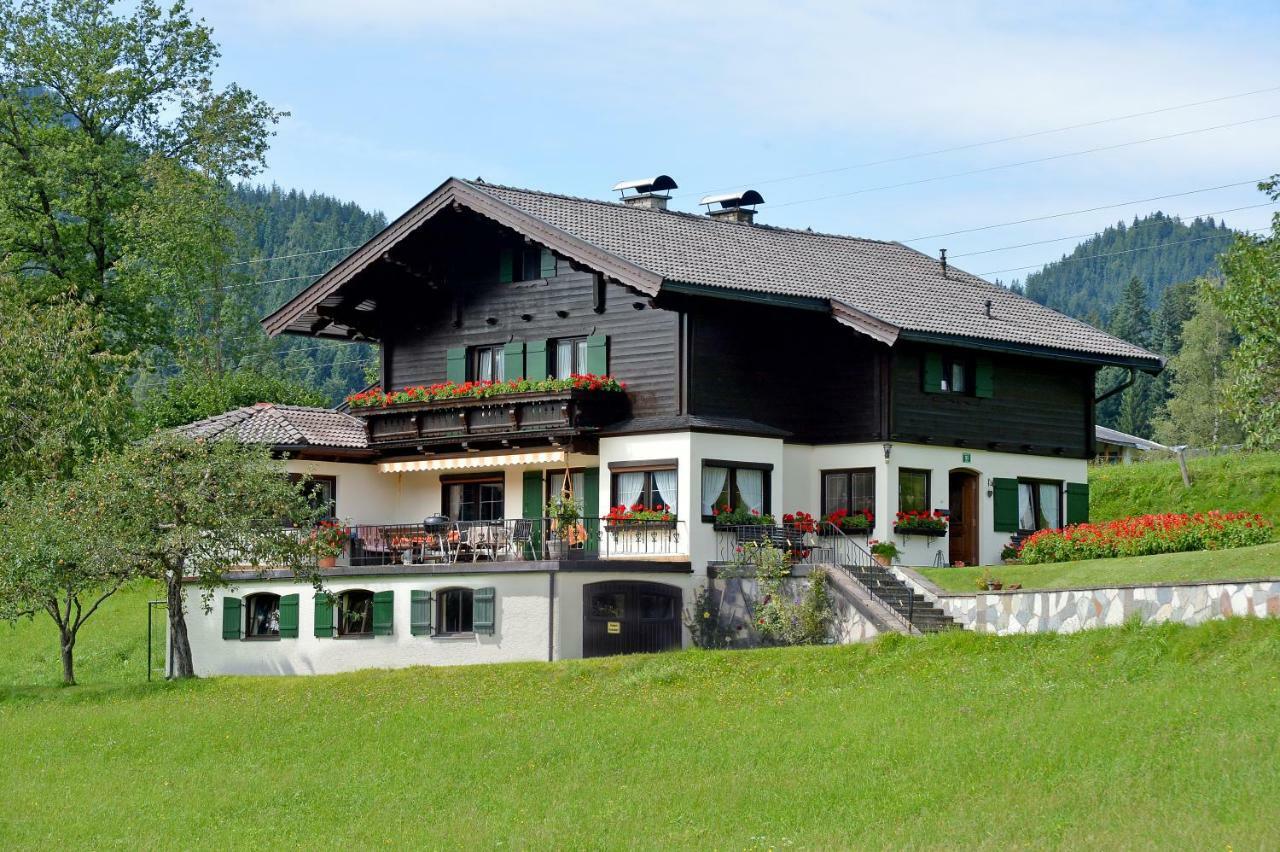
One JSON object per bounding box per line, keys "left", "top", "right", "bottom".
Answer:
{"left": 613, "top": 175, "right": 678, "bottom": 211}
{"left": 698, "top": 189, "right": 765, "bottom": 224}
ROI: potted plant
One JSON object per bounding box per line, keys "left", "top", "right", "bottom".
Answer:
{"left": 310, "top": 520, "right": 349, "bottom": 568}
{"left": 868, "top": 539, "right": 899, "bottom": 567}
{"left": 1000, "top": 541, "right": 1022, "bottom": 564}
{"left": 975, "top": 569, "right": 1004, "bottom": 591}
{"left": 825, "top": 507, "right": 874, "bottom": 535}
{"left": 545, "top": 494, "right": 586, "bottom": 557}
{"left": 893, "top": 509, "right": 948, "bottom": 537}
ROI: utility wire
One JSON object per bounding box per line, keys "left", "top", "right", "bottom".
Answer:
{"left": 770, "top": 114, "right": 1280, "bottom": 210}
{"left": 950, "top": 201, "right": 1277, "bottom": 259}
{"left": 228, "top": 245, "right": 361, "bottom": 266}
{"left": 975, "top": 228, "right": 1267, "bottom": 278}
{"left": 135, "top": 352, "right": 377, "bottom": 389}
{"left": 680, "top": 84, "right": 1280, "bottom": 199}
{"left": 904, "top": 178, "right": 1268, "bottom": 242}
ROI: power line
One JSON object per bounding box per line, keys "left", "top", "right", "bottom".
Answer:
{"left": 228, "top": 245, "right": 361, "bottom": 266}
{"left": 975, "top": 228, "right": 1266, "bottom": 278}
{"left": 135, "top": 352, "right": 377, "bottom": 389}
{"left": 950, "top": 201, "right": 1277, "bottom": 259}
{"left": 681, "top": 84, "right": 1280, "bottom": 199}
{"left": 904, "top": 178, "right": 1268, "bottom": 242}
{"left": 770, "top": 114, "right": 1280, "bottom": 210}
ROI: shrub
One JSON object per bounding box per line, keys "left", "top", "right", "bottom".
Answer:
{"left": 683, "top": 584, "right": 732, "bottom": 649}
{"left": 1019, "top": 511, "right": 1273, "bottom": 564}
{"left": 726, "top": 541, "right": 831, "bottom": 646}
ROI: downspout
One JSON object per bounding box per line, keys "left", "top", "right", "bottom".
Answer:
{"left": 547, "top": 570, "right": 556, "bottom": 662}
{"left": 1094, "top": 367, "right": 1136, "bottom": 404}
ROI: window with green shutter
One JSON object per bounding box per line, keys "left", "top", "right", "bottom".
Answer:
{"left": 539, "top": 248, "right": 556, "bottom": 278}
{"left": 1065, "top": 482, "right": 1089, "bottom": 525}
{"left": 522, "top": 469, "right": 545, "bottom": 558}
{"left": 975, "top": 357, "right": 994, "bottom": 398}
{"left": 410, "top": 590, "right": 432, "bottom": 636}
{"left": 923, "top": 351, "right": 943, "bottom": 394}
{"left": 526, "top": 339, "right": 550, "bottom": 381}
{"left": 498, "top": 248, "right": 514, "bottom": 284}
{"left": 586, "top": 333, "right": 608, "bottom": 375}
{"left": 278, "top": 594, "right": 299, "bottom": 638}
{"left": 222, "top": 597, "right": 242, "bottom": 640}
{"left": 503, "top": 340, "right": 525, "bottom": 380}
{"left": 372, "top": 590, "right": 394, "bottom": 636}
{"left": 473, "top": 587, "right": 496, "bottom": 635}
{"left": 993, "top": 477, "right": 1019, "bottom": 532}
{"left": 314, "top": 593, "right": 335, "bottom": 638}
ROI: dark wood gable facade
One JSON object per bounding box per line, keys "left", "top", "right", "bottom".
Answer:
{"left": 265, "top": 186, "right": 1116, "bottom": 460}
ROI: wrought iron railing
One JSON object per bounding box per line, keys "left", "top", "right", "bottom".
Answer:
{"left": 712, "top": 521, "right": 874, "bottom": 566}
{"left": 337, "top": 517, "right": 685, "bottom": 567}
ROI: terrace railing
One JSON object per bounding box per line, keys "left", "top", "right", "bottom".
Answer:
{"left": 339, "top": 517, "right": 685, "bottom": 567}
{"left": 712, "top": 521, "right": 873, "bottom": 567}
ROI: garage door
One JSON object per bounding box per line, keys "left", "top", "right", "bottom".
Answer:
{"left": 582, "top": 581, "right": 682, "bottom": 658}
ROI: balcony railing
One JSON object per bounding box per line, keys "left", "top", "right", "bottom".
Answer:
{"left": 337, "top": 517, "right": 685, "bottom": 567}
{"left": 351, "top": 388, "right": 628, "bottom": 447}
{"left": 713, "top": 521, "right": 873, "bottom": 567}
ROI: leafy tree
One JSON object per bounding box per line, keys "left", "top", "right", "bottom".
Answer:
{"left": 0, "top": 279, "right": 133, "bottom": 484}
{"left": 137, "top": 366, "right": 329, "bottom": 431}
{"left": 0, "top": 469, "right": 132, "bottom": 684}
{"left": 104, "top": 432, "right": 322, "bottom": 678}
{"left": 0, "top": 0, "right": 282, "bottom": 356}
{"left": 1153, "top": 284, "right": 1242, "bottom": 448}
{"left": 1213, "top": 185, "right": 1280, "bottom": 448}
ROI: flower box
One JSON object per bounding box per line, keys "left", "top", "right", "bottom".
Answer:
{"left": 893, "top": 524, "right": 947, "bottom": 538}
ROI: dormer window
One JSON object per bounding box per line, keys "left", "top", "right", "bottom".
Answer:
{"left": 499, "top": 246, "right": 557, "bottom": 283}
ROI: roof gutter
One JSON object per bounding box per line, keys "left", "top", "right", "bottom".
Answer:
{"left": 1094, "top": 368, "right": 1136, "bottom": 404}
{"left": 897, "top": 330, "right": 1164, "bottom": 373}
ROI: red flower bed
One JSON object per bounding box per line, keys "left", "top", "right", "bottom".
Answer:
{"left": 346, "top": 375, "right": 625, "bottom": 409}
{"left": 1019, "top": 511, "right": 1272, "bottom": 564}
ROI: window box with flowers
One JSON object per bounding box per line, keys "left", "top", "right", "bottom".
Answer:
{"left": 893, "top": 510, "right": 948, "bottom": 537}
{"left": 345, "top": 375, "right": 626, "bottom": 409}
{"left": 825, "top": 508, "right": 874, "bottom": 536}
{"left": 604, "top": 503, "right": 677, "bottom": 530}
{"left": 710, "top": 505, "right": 774, "bottom": 529}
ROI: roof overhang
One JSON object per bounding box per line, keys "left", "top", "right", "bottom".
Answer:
{"left": 261, "top": 178, "right": 664, "bottom": 338}
{"left": 897, "top": 330, "right": 1165, "bottom": 373}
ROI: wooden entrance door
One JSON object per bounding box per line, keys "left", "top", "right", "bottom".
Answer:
{"left": 582, "top": 581, "right": 682, "bottom": 658}
{"left": 948, "top": 471, "right": 979, "bottom": 567}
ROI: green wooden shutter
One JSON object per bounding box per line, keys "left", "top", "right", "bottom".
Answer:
{"left": 539, "top": 248, "right": 556, "bottom": 278}
{"left": 446, "top": 347, "right": 467, "bottom": 384}
{"left": 526, "top": 339, "right": 550, "bottom": 381}
{"left": 522, "top": 469, "right": 545, "bottom": 558}
{"left": 473, "top": 587, "right": 496, "bottom": 635}
{"left": 585, "top": 334, "right": 608, "bottom": 375}
{"left": 582, "top": 467, "right": 600, "bottom": 550}
{"left": 503, "top": 341, "right": 525, "bottom": 380}
{"left": 278, "top": 594, "right": 299, "bottom": 638}
{"left": 975, "top": 357, "right": 994, "bottom": 398}
{"left": 221, "top": 597, "right": 242, "bottom": 640}
{"left": 993, "top": 478, "right": 1019, "bottom": 532}
{"left": 314, "top": 593, "right": 335, "bottom": 638}
{"left": 923, "top": 351, "right": 943, "bottom": 394}
{"left": 372, "top": 590, "right": 394, "bottom": 636}
{"left": 1065, "top": 482, "right": 1089, "bottom": 525}
{"left": 410, "top": 590, "right": 432, "bottom": 636}
{"left": 498, "top": 248, "right": 514, "bottom": 283}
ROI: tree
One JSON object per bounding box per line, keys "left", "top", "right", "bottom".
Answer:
{"left": 1098, "top": 277, "right": 1155, "bottom": 435}
{"left": 137, "top": 367, "right": 329, "bottom": 432}
{"left": 106, "top": 432, "right": 322, "bottom": 678}
{"left": 0, "top": 469, "right": 132, "bottom": 684}
{"left": 1153, "top": 284, "right": 1242, "bottom": 448}
{"left": 0, "top": 0, "right": 283, "bottom": 356}
{"left": 1213, "top": 201, "right": 1280, "bottom": 448}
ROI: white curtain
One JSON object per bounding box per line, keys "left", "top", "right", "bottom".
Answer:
{"left": 736, "top": 468, "right": 764, "bottom": 515}
{"left": 652, "top": 469, "right": 678, "bottom": 515}
{"left": 1018, "top": 482, "right": 1035, "bottom": 531}
{"left": 701, "top": 466, "right": 729, "bottom": 516}
{"left": 1039, "top": 482, "right": 1061, "bottom": 529}
{"left": 555, "top": 341, "right": 573, "bottom": 379}
{"left": 616, "top": 472, "right": 645, "bottom": 508}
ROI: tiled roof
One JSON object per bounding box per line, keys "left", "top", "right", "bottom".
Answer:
{"left": 178, "top": 403, "right": 369, "bottom": 449}
{"left": 465, "top": 181, "right": 1161, "bottom": 366}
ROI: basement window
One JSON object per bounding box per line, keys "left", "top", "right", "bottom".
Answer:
{"left": 244, "top": 593, "right": 281, "bottom": 638}
{"left": 337, "top": 590, "right": 374, "bottom": 636}
{"left": 436, "top": 588, "right": 474, "bottom": 636}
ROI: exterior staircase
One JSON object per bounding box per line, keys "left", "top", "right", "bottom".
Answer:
{"left": 841, "top": 562, "right": 961, "bottom": 634}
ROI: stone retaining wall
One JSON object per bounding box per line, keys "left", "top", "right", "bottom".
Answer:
{"left": 712, "top": 566, "right": 885, "bottom": 646}
{"left": 892, "top": 567, "right": 1280, "bottom": 635}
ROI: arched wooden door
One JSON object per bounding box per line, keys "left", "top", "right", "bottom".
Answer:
{"left": 582, "top": 581, "right": 682, "bottom": 658}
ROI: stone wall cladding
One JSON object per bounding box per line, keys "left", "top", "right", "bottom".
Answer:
{"left": 890, "top": 566, "right": 1280, "bottom": 635}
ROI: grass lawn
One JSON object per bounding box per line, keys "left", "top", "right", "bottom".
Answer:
{"left": 3, "top": 587, "right": 1280, "bottom": 847}
{"left": 1089, "top": 450, "right": 1280, "bottom": 523}
{"left": 919, "top": 541, "right": 1280, "bottom": 593}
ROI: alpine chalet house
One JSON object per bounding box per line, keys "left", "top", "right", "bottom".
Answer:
{"left": 179, "top": 175, "right": 1162, "bottom": 675}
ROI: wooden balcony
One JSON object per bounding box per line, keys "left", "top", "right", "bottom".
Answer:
{"left": 351, "top": 388, "right": 628, "bottom": 451}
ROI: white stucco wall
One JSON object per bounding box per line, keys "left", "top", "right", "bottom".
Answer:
{"left": 185, "top": 568, "right": 695, "bottom": 676}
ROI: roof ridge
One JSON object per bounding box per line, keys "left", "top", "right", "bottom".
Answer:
{"left": 462, "top": 179, "right": 901, "bottom": 247}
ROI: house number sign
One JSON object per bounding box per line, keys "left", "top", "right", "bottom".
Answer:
{"left": 962, "top": 452, "right": 971, "bottom": 463}
{"left": 607, "top": 622, "right": 621, "bottom": 634}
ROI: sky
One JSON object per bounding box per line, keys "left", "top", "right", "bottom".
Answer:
{"left": 195, "top": 0, "right": 1280, "bottom": 284}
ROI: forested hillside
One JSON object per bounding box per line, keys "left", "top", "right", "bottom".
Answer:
{"left": 1020, "top": 213, "right": 1236, "bottom": 325}
{"left": 232, "top": 185, "right": 388, "bottom": 401}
